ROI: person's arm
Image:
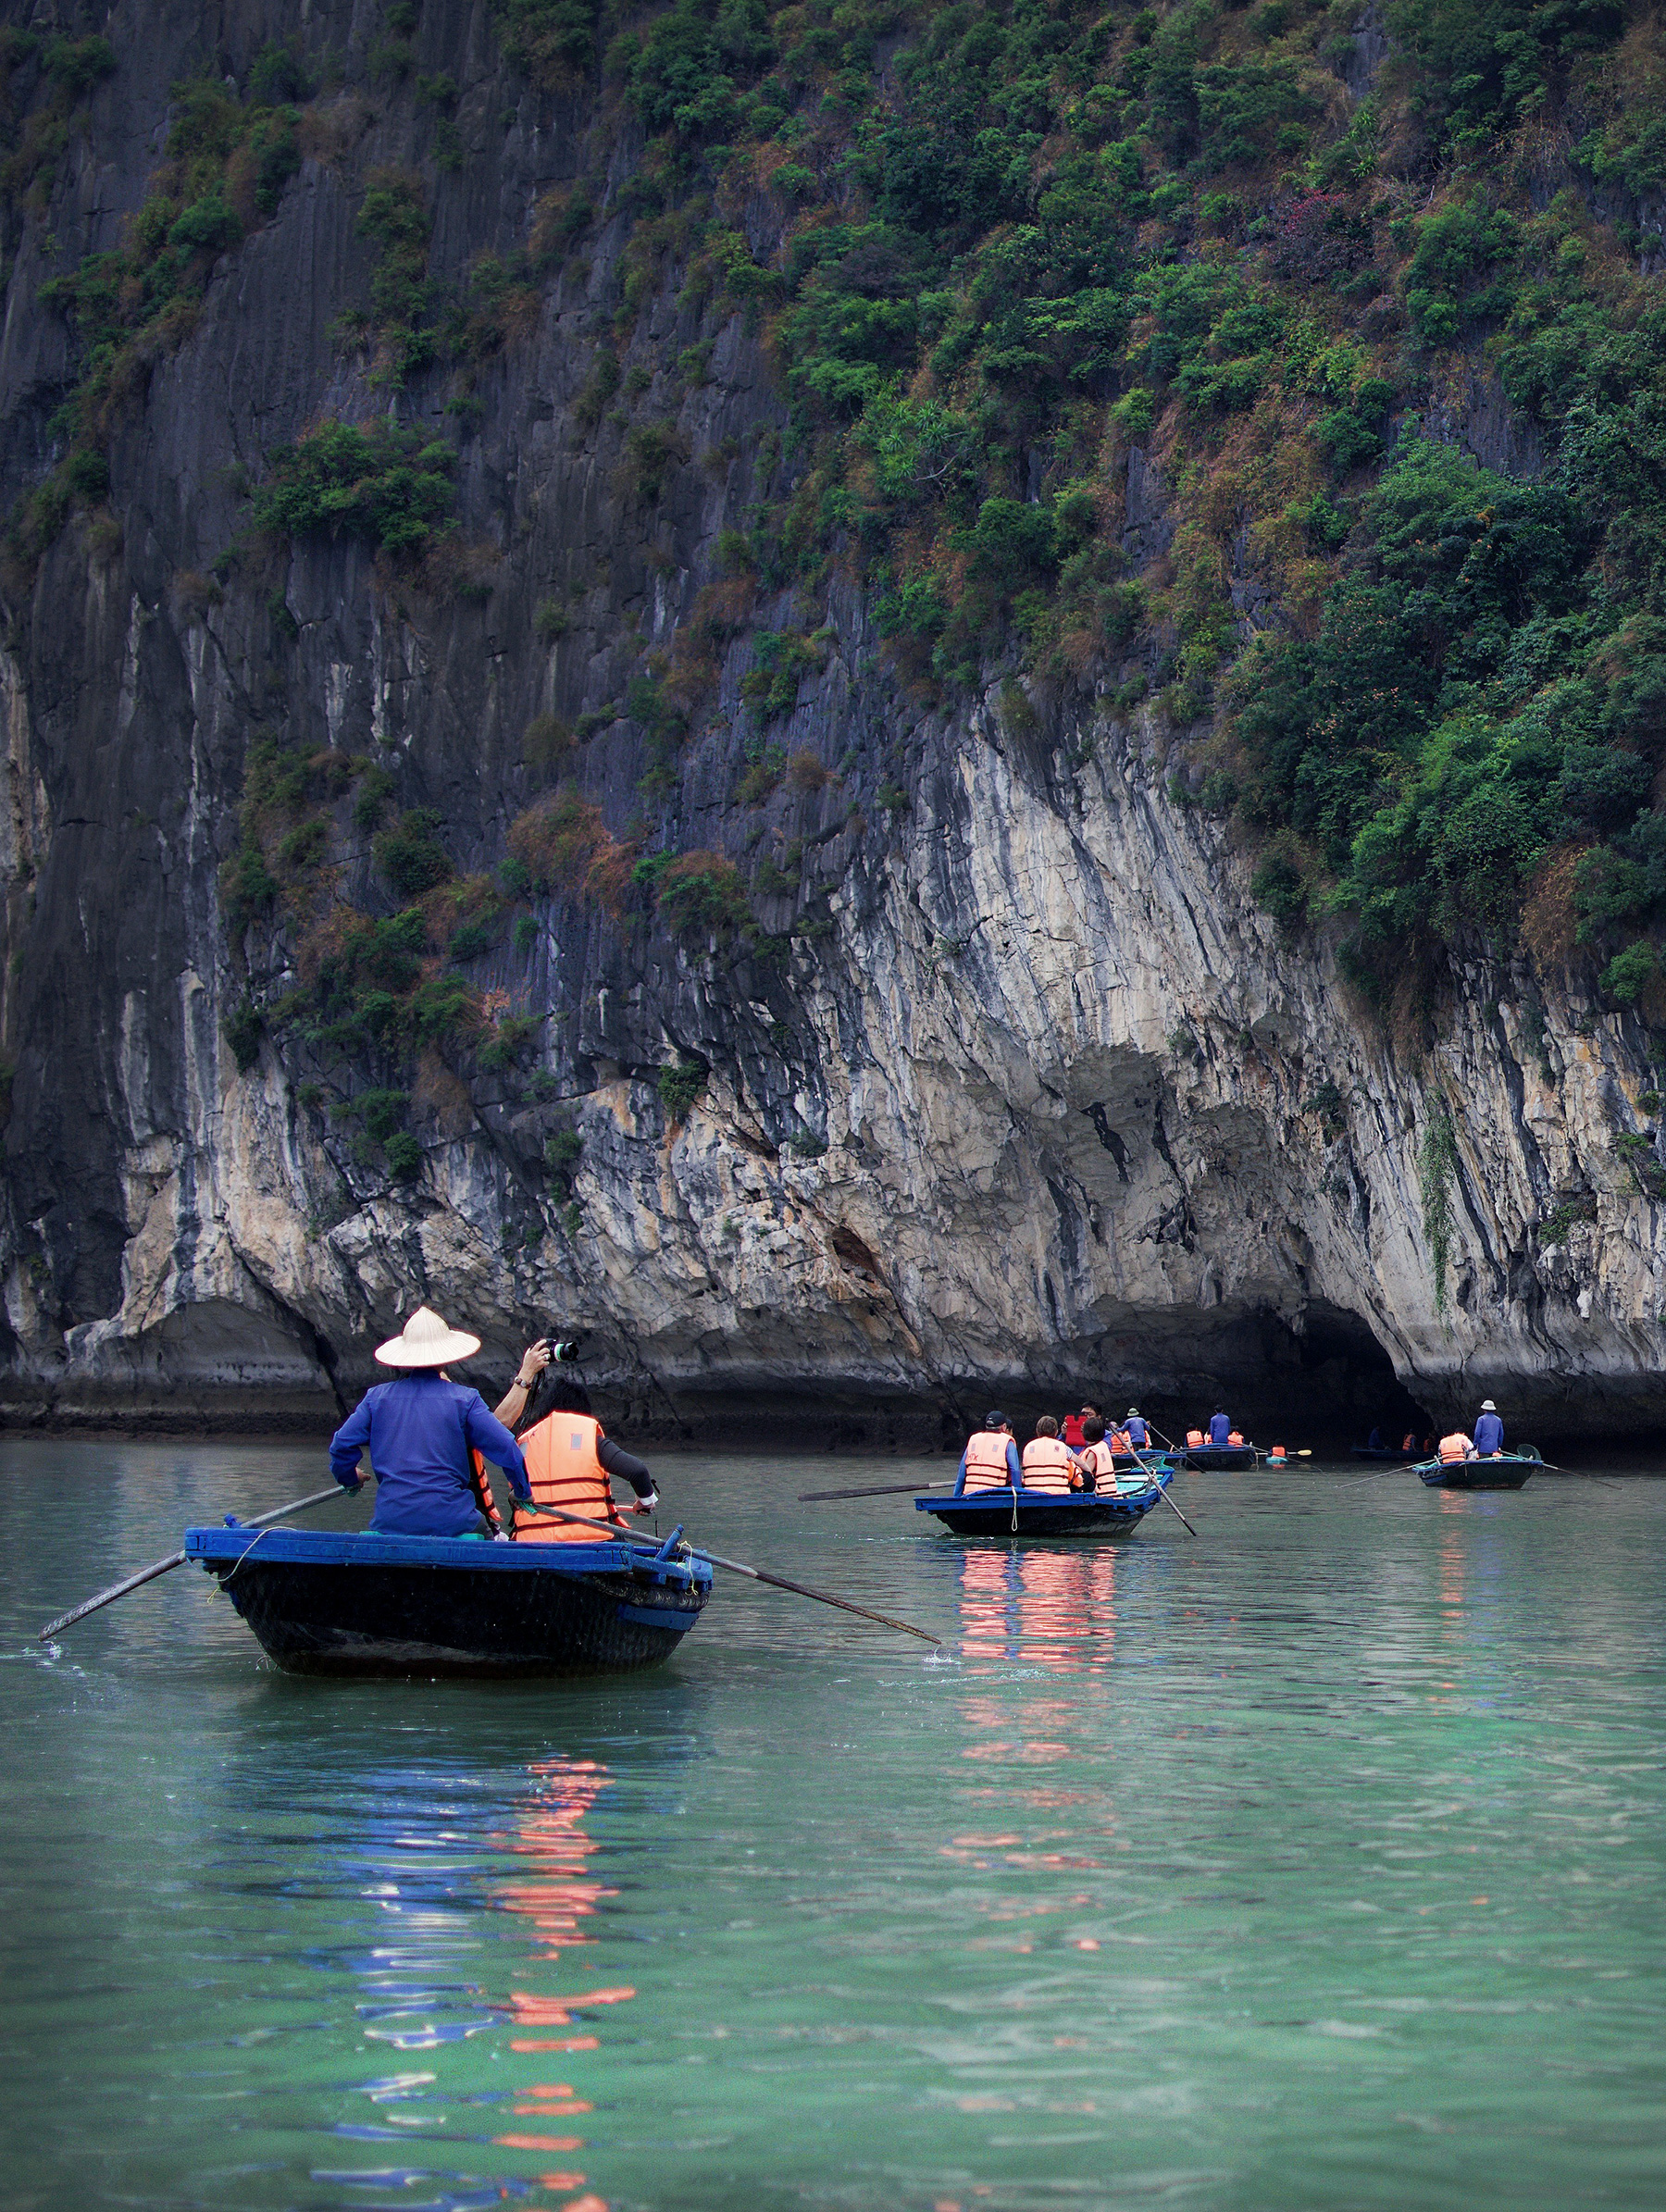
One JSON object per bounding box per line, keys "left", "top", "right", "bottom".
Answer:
{"left": 329, "top": 1396, "right": 373, "bottom": 1490}
{"left": 464, "top": 1396, "right": 531, "bottom": 1500}
{"left": 953, "top": 1444, "right": 971, "bottom": 1497}
{"left": 492, "top": 1340, "right": 553, "bottom": 1431}
{"left": 597, "top": 1434, "right": 657, "bottom": 1510}
{"left": 1005, "top": 1440, "right": 1023, "bottom": 1487}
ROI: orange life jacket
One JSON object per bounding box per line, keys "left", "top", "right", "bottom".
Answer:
{"left": 1186, "top": 1428, "right": 1205, "bottom": 1448}
{"left": 501, "top": 1410, "right": 628, "bottom": 1542}
{"left": 1062, "top": 1414, "right": 1087, "bottom": 1448}
{"left": 1081, "top": 1438, "right": 1121, "bottom": 1490}
{"left": 1020, "top": 1436, "right": 1078, "bottom": 1493}
{"left": 1438, "top": 1432, "right": 1471, "bottom": 1464}
{"left": 1267, "top": 1445, "right": 1287, "bottom": 1463}
{"left": 1402, "top": 1434, "right": 1417, "bottom": 1452}
{"left": 963, "top": 1430, "right": 1014, "bottom": 1492}
{"left": 1227, "top": 1429, "right": 1245, "bottom": 1448}
{"left": 1106, "top": 1426, "right": 1132, "bottom": 1455}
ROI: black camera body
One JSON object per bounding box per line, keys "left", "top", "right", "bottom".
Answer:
{"left": 542, "top": 1335, "right": 585, "bottom": 1363}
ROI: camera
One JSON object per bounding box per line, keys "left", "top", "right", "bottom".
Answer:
{"left": 542, "top": 1334, "right": 586, "bottom": 1363}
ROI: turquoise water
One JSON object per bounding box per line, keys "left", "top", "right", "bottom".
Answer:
{"left": 4, "top": 1439, "right": 1666, "bottom": 2211}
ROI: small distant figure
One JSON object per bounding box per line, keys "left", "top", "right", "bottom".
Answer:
{"left": 1125, "top": 1408, "right": 1151, "bottom": 1449}
{"left": 957, "top": 1411, "right": 1023, "bottom": 1495}
{"left": 1021, "top": 1414, "right": 1082, "bottom": 1494}
{"left": 1402, "top": 1431, "right": 1419, "bottom": 1453}
{"left": 1063, "top": 1403, "right": 1097, "bottom": 1449}
{"left": 1367, "top": 1424, "right": 1386, "bottom": 1452}
{"left": 1208, "top": 1409, "right": 1232, "bottom": 1446}
{"left": 1473, "top": 1399, "right": 1504, "bottom": 1458}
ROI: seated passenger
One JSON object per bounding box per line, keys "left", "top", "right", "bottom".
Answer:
{"left": 329, "top": 1306, "right": 531, "bottom": 1536}
{"left": 1077, "top": 1417, "right": 1125, "bottom": 1493}
{"left": 1062, "top": 1404, "right": 1096, "bottom": 1449}
{"left": 1472, "top": 1399, "right": 1505, "bottom": 1457}
{"left": 1020, "top": 1414, "right": 1081, "bottom": 1494}
{"left": 1105, "top": 1421, "right": 1133, "bottom": 1455}
{"left": 1208, "top": 1409, "right": 1232, "bottom": 1447}
{"left": 495, "top": 1367, "right": 661, "bottom": 1543}
{"left": 1438, "top": 1429, "right": 1473, "bottom": 1464}
{"left": 957, "top": 1412, "right": 1023, "bottom": 1495}
{"left": 1402, "top": 1432, "right": 1418, "bottom": 1453}
{"left": 1368, "top": 1425, "right": 1386, "bottom": 1452}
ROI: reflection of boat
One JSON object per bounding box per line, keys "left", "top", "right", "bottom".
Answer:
{"left": 1182, "top": 1444, "right": 1257, "bottom": 1471}
{"left": 1416, "top": 1451, "right": 1538, "bottom": 1491}
{"left": 183, "top": 1524, "right": 713, "bottom": 1676}
{"left": 915, "top": 1472, "right": 1172, "bottom": 1540}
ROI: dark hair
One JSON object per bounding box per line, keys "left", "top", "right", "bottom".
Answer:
{"left": 1035, "top": 1414, "right": 1058, "bottom": 1438}
{"left": 528, "top": 1373, "right": 593, "bottom": 1423}
{"left": 1082, "top": 1417, "right": 1106, "bottom": 1444}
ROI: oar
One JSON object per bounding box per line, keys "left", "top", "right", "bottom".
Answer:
{"left": 1132, "top": 1453, "right": 1198, "bottom": 1536}
{"left": 799, "top": 1479, "right": 953, "bottom": 1501}
{"left": 518, "top": 1502, "right": 942, "bottom": 1647}
{"left": 39, "top": 1483, "right": 349, "bottom": 1643}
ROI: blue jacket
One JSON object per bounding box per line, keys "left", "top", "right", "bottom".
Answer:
{"left": 1125, "top": 1418, "right": 1150, "bottom": 1448}
{"left": 329, "top": 1373, "right": 531, "bottom": 1536}
{"left": 1473, "top": 1410, "right": 1504, "bottom": 1456}
{"left": 1209, "top": 1413, "right": 1231, "bottom": 1446}
{"left": 955, "top": 1436, "right": 1023, "bottom": 1494}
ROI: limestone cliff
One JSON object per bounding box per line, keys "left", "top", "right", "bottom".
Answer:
{"left": 0, "top": 0, "right": 1662, "bottom": 1444}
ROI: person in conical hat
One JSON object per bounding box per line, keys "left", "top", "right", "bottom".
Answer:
{"left": 328, "top": 1305, "right": 533, "bottom": 1537}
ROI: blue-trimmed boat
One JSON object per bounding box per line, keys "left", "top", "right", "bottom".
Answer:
{"left": 1182, "top": 1442, "right": 1258, "bottom": 1471}
{"left": 185, "top": 1522, "right": 714, "bottom": 1676}
{"left": 915, "top": 1470, "right": 1173, "bottom": 1539}
{"left": 1415, "top": 1449, "right": 1539, "bottom": 1492}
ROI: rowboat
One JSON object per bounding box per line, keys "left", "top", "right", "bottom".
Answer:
{"left": 1415, "top": 1450, "right": 1539, "bottom": 1492}
{"left": 184, "top": 1522, "right": 714, "bottom": 1676}
{"left": 915, "top": 1470, "right": 1173, "bottom": 1539}
{"left": 1352, "top": 1444, "right": 1421, "bottom": 1462}
{"left": 1182, "top": 1443, "right": 1258, "bottom": 1471}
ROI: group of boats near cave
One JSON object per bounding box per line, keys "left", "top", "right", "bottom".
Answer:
{"left": 37, "top": 1306, "right": 1548, "bottom": 1684}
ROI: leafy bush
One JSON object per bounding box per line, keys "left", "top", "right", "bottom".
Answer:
{"left": 375, "top": 809, "right": 454, "bottom": 897}
{"left": 657, "top": 1057, "right": 709, "bottom": 1121}
{"left": 252, "top": 420, "right": 456, "bottom": 556}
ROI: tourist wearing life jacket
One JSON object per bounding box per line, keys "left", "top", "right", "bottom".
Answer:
{"left": 1438, "top": 1429, "right": 1473, "bottom": 1463}
{"left": 957, "top": 1413, "right": 1024, "bottom": 1494}
{"left": 1473, "top": 1400, "right": 1505, "bottom": 1457}
{"left": 329, "top": 1307, "right": 532, "bottom": 1537}
{"left": 491, "top": 1367, "right": 658, "bottom": 1542}
{"left": 1021, "top": 1415, "right": 1082, "bottom": 1494}
{"left": 1062, "top": 1404, "right": 1096, "bottom": 1449}
{"left": 1125, "top": 1409, "right": 1150, "bottom": 1449}
{"left": 1208, "top": 1410, "right": 1232, "bottom": 1447}
{"left": 1401, "top": 1432, "right": 1418, "bottom": 1453}
{"left": 1077, "top": 1416, "right": 1123, "bottom": 1493}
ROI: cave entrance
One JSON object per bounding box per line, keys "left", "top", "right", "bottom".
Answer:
{"left": 1287, "top": 1301, "right": 1432, "bottom": 1448}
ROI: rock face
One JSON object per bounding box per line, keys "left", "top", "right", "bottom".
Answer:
{"left": 0, "top": 0, "right": 1662, "bottom": 1445}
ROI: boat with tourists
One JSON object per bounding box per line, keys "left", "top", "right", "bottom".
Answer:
{"left": 184, "top": 1520, "right": 715, "bottom": 1676}
{"left": 915, "top": 1467, "right": 1175, "bottom": 1539}
{"left": 1414, "top": 1450, "right": 1540, "bottom": 1492}
{"left": 1352, "top": 1444, "right": 1422, "bottom": 1462}
{"left": 1182, "top": 1441, "right": 1259, "bottom": 1471}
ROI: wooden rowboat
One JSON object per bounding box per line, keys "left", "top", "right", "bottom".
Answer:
{"left": 915, "top": 1470, "right": 1173, "bottom": 1540}
{"left": 1415, "top": 1451, "right": 1538, "bottom": 1492}
{"left": 1182, "top": 1443, "right": 1258, "bottom": 1471}
{"left": 185, "top": 1522, "right": 714, "bottom": 1676}
{"left": 1351, "top": 1444, "right": 1422, "bottom": 1462}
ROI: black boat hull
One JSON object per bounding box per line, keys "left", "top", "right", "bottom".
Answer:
{"left": 916, "top": 1477, "right": 1169, "bottom": 1540}
{"left": 1416, "top": 1457, "right": 1535, "bottom": 1491}
{"left": 1182, "top": 1446, "right": 1258, "bottom": 1471}
{"left": 186, "top": 1527, "right": 712, "bottom": 1677}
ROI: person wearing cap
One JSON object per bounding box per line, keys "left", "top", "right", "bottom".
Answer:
{"left": 955, "top": 1412, "right": 1024, "bottom": 1495}
{"left": 329, "top": 1306, "right": 532, "bottom": 1537}
{"left": 1473, "top": 1399, "right": 1505, "bottom": 1458}
{"left": 1124, "top": 1408, "right": 1151, "bottom": 1450}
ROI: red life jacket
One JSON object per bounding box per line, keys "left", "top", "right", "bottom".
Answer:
{"left": 963, "top": 1431, "right": 1014, "bottom": 1492}
{"left": 1020, "top": 1437, "right": 1077, "bottom": 1494}
{"left": 1062, "top": 1414, "right": 1087, "bottom": 1448}
{"left": 502, "top": 1411, "right": 627, "bottom": 1542}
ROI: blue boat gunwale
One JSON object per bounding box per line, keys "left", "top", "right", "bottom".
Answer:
{"left": 914, "top": 1470, "right": 1171, "bottom": 1515}
{"left": 183, "top": 1523, "right": 712, "bottom": 1590}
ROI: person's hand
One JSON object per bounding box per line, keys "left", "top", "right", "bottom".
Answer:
{"left": 338, "top": 1475, "right": 365, "bottom": 1495}
{"left": 632, "top": 1491, "right": 659, "bottom": 1514}
{"left": 515, "top": 1340, "right": 553, "bottom": 1390}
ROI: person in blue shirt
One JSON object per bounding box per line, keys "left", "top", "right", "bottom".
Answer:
{"left": 1208, "top": 1409, "right": 1232, "bottom": 1447}
{"left": 1125, "top": 1409, "right": 1150, "bottom": 1449}
{"left": 954, "top": 1412, "right": 1024, "bottom": 1495}
{"left": 1473, "top": 1399, "right": 1505, "bottom": 1457}
{"left": 329, "top": 1306, "right": 532, "bottom": 1537}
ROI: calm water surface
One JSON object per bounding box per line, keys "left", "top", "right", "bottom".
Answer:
{"left": 4, "top": 1439, "right": 1665, "bottom": 2211}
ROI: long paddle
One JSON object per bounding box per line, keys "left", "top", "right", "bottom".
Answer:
{"left": 39, "top": 1483, "right": 349, "bottom": 1643}
{"left": 799, "top": 1479, "right": 953, "bottom": 1501}
{"left": 1129, "top": 1452, "right": 1198, "bottom": 1535}
{"left": 517, "top": 1501, "right": 942, "bottom": 1647}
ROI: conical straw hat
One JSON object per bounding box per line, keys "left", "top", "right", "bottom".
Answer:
{"left": 374, "top": 1305, "right": 481, "bottom": 1369}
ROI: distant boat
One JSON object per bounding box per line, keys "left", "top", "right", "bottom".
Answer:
{"left": 1415, "top": 1451, "right": 1539, "bottom": 1492}
{"left": 185, "top": 1522, "right": 713, "bottom": 1676}
{"left": 1352, "top": 1444, "right": 1422, "bottom": 1462}
{"left": 915, "top": 1470, "right": 1173, "bottom": 1539}
{"left": 1182, "top": 1442, "right": 1258, "bottom": 1471}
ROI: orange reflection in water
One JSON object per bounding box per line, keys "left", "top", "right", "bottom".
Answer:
{"left": 489, "top": 1757, "right": 636, "bottom": 2206}
{"left": 958, "top": 1543, "right": 1118, "bottom": 1673}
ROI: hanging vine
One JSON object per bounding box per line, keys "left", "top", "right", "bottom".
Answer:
{"left": 1419, "top": 1109, "right": 1459, "bottom": 1317}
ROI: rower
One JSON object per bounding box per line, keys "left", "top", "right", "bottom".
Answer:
{"left": 956, "top": 1411, "right": 1023, "bottom": 1495}
{"left": 1124, "top": 1408, "right": 1151, "bottom": 1449}
{"left": 1020, "top": 1415, "right": 1082, "bottom": 1494}
{"left": 329, "top": 1306, "right": 531, "bottom": 1536}
{"left": 1208, "top": 1408, "right": 1232, "bottom": 1447}
{"left": 1473, "top": 1399, "right": 1504, "bottom": 1458}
